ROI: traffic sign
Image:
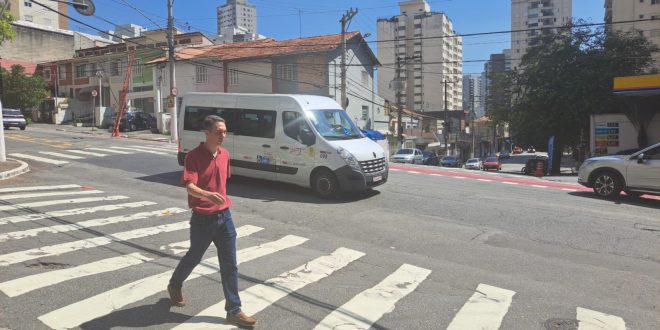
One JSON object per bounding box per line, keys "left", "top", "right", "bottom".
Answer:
{"left": 91, "top": 90, "right": 98, "bottom": 97}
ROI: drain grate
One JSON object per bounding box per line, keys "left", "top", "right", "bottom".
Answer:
{"left": 544, "top": 318, "right": 579, "bottom": 330}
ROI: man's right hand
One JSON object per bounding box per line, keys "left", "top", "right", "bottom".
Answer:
{"left": 205, "top": 191, "right": 226, "bottom": 205}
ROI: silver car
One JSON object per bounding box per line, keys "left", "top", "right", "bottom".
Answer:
{"left": 464, "top": 158, "right": 482, "bottom": 170}
{"left": 578, "top": 142, "right": 660, "bottom": 198}
{"left": 2, "top": 108, "right": 27, "bottom": 130}
{"left": 391, "top": 148, "right": 424, "bottom": 164}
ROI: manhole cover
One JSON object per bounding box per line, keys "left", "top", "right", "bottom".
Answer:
{"left": 544, "top": 318, "right": 579, "bottom": 330}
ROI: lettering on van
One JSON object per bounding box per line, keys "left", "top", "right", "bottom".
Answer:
{"left": 319, "top": 151, "right": 332, "bottom": 159}
{"left": 257, "top": 155, "right": 274, "bottom": 165}
{"left": 289, "top": 147, "right": 303, "bottom": 156}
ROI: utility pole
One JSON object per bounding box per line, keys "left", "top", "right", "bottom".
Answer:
{"left": 444, "top": 80, "right": 449, "bottom": 156}
{"left": 340, "top": 8, "right": 357, "bottom": 110}
{"left": 167, "top": 0, "right": 178, "bottom": 142}
{"left": 394, "top": 57, "right": 404, "bottom": 150}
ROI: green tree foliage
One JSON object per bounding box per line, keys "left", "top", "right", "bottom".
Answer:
{"left": 0, "top": 10, "right": 16, "bottom": 44}
{"left": 490, "top": 22, "right": 657, "bottom": 173}
{"left": 1, "top": 65, "right": 49, "bottom": 116}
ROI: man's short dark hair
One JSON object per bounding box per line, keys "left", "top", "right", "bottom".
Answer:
{"left": 202, "top": 115, "right": 225, "bottom": 130}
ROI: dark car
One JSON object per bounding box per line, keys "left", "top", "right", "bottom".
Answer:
{"left": 3, "top": 108, "right": 27, "bottom": 130}
{"left": 422, "top": 151, "right": 439, "bottom": 166}
{"left": 118, "top": 112, "right": 157, "bottom": 132}
{"left": 101, "top": 110, "right": 117, "bottom": 129}
{"left": 499, "top": 151, "right": 510, "bottom": 159}
{"left": 440, "top": 156, "right": 460, "bottom": 167}
{"left": 483, "top": 156, "right": 502, "bottom": 171}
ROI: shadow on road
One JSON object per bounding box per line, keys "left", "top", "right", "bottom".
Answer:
{"left": 568, "top": 191, "right": 660, "bottom": 209}
{"left": 136, "top": 171, "right": 183, "bottom": 187}
{"left": 80, "top": 298, "right": 190, "bottom": 330}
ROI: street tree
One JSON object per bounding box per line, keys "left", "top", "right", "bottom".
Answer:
{"left": 1, "top": 65, "right": 49, "bottom": 115}
{"left": 0, "top": 10, "right": 16, "bottom": 44}
{"left": 495, "top": 22, "right": 657, "bottom": 174}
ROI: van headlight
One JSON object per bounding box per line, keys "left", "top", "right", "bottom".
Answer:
{"left": 337, "top": 147, "right": 361, "bottom": 171}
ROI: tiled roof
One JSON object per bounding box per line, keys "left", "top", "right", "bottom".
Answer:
{"left": 1, "top": 59, "right": 38, "bottom": 76}
{"left": 147, "top": 32, "right": 372, "bottom": 64}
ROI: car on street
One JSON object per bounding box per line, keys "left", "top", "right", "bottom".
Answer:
{"left": 526, "top": 146, "right": 536, "bottom": 153}
{"left": 578, "top": 141, "right": 660, "bottom": 198}
{"left": 2, "top": 108, "right": 27, "bottom": 130}
{"left": 101, "top": 110, "right": 116, "bottom": 129}
{"left": 117, "top": 111, "right": 157, "bottom": 132}
{"left": 391, "top": 148, "right": 424, "bottom": 164}
{"left": 499, "top": 151, "right": 510, "bottom": 159}
{"left": 482, "top": 156, "right": 502, "bottom": 171}
{"left": 421, "top": 151, "right": 439, "bottom": 166}
{"left": 464, "top": 158, "right": 482, "bottom": 170}
{"left": 440, "top": 156, "right": 460, "bottom": 167}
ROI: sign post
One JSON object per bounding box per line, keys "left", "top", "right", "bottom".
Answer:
{"left": 91, "top": 89, "right": 97, "bottom": 130}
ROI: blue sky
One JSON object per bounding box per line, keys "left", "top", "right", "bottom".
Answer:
{"left": 69, "top": 0, "right": 605, "bottom": 74}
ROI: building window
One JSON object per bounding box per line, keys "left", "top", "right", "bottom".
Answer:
{"left": 133, "top": 59, "right": 142, "bottom": 76}
{"left": 110, "top": 61, "right": 119, "bottom": 76}
{"left": 24, "top": 1, "right": 32, "bottom": 7}
{"left": 75, "top": 64, "right": 86, "bottom": 78}
{"left": 653, "top": 0, "right": 659, "bottom": 4}
{"left": 361, "top": 70, "right": 369, "bottom": 86}
{"left": 362, "top": 106, "right": 369, "bottom": 120}
{"left": 24, "top": 15, "right": 33, "bottom": 22}
{"left": 195, "top": 65, "right": 207, "bottom": 83}
{"left": 58, "top": 65, "right": 67, "bottom": 80}
{"left": 276, "top": 64, "right": 294, "bottom": 81}
{"left": 87, "top": 63, "right": 97, "bottom": 77}
{"left": 229, "top": 69, "right": 239, "bottom": 85}
{"left": 43, "top": 69, "right": 51, "bottom": 80}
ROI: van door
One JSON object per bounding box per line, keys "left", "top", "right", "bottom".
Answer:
{"left": 277, "top": 110, "right": 315, "bottom": 185}
{"left": 231, "top": 108, "right": 278, "bottom": 181}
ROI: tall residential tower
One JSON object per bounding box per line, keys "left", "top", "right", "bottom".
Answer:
{"left": 217, "top": 0, "right": 257, "bottom": 36}
{"left": 605, "top": 0, "right": 660, "bottom": 67}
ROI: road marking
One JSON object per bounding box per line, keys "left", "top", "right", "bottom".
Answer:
{"left": 0, "top": 195, "right": 129, "bottom": 212}
{"left": 313, "top": 263, "right": 430, "bottom": 330}
{"left": 430, "top": 173, "right": 444, "bottom": 177}
{"left": 0, "top": 201, "right": 157, "bottom": 226}
{"left": 66, "top": 149, "right": 108, "bottom": 157}
{"left": 446, "top": 283, "right": 516, "bottom": 330}
{"left": 171, "top": 247, "right": 365, "bottom": 330}
{"left": 0, "top": 189, "right": 104, "bottom": 201}
{"left": 87, "top": 147, "right": 134, "bottom": 155}
{"left": 501, "top": 182, "right": 519, "bottom": 185}
{"left": 407, "top": 171, "right": 422, "bottom": 174}
{"left": 576, "top": 307, "right": 626, "bottom": 330}
{"left": 8, "top": 153, "right": 69, "bottom": 165}
{"left": 159, "top": 225, "right": 265, "bottom": 255}
{"left": 454, "top": 176, "right": 467, "bottom": 179}
{"left": 477, "top": 179, "right": 493, "bottom": 182}
{"left": 0, "top": 220, "right": 190, "bottom": 266}
{"left": 0, "top": 207, "right": 183, "bottom": 243}
{"left": 389, "top": 168, "right": 401, "bottom": 171}
{"left": 562, "top": 188, "right": 577, "bottom": 191}
{"left": 0, "top": 252, "right": 154, "bottom": 297}
{"left": 37, "top": 151, "right": 85, "bottom": 160}
{"left": 0, "top": 184, "right": 81, "bottom": 194}
{"left": 38, "top": 234, "right": 308, "bottom": 330}
{"left": 531, "top": 185, "right": 548, "bottom": 188}
{"left": 110, "top": 146, "right": 168, "bottom": 155}
{"left": 130, "top": 145, "right": 177, "bottom": 153}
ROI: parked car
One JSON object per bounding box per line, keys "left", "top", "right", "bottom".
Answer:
{"left": 499, "top": 151, "right": 510, "bottom": 159}
{"left": 440, "top": 156, "right": 460, "bottom": 167}
{"left": 482, "top": 156, "right": 502, "bottom": 171}
{"left": 391, "top": 148, "right": 424, "bottom": 164}
{"left": 101, "top": 110, "right": 117, "bottom": 129}
{"left": 578, "top": 141, "right": 660, "bottom": 198}
{"left": 464, "top": 158, "right": 482, "bottom": 170}
{"left": 421, "top": 151, "right": 439, "bottom": 166}
{"left": 526, "top": 146, "right": 536, "bottom": 153}
{"left": 512, "top": 146, "right": 523, "bottom": 154}
{"left": 118, "top": 111, "right": 157, "bottom": 132}
{"left": 2, "top": 108, "right": 27, "bottom": 130}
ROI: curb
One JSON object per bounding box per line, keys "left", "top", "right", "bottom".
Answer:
{"left": 0, "top": 158, "right": 30, "bottom": 180}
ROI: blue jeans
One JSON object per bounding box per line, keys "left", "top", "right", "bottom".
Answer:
{"left": 169, "top": 208, "right": 242, "bottom": 314}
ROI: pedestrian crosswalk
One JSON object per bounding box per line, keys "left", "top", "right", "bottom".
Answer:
{"left": 9, "top": 144, "right": 177, "bottom": 166}
{"left": 0, "top": 183, "right": 631, "bottom": 329}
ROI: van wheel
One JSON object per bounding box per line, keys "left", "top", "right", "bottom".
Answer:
{"left": 592, "top": 171, "right": 622, "bottom": 198}
{"left": 312, "top": 170, "right": 338, "bottom": 198}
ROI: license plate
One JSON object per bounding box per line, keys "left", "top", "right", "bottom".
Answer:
{"left": 373, "top": 175, "right": 382, "bottom": 183}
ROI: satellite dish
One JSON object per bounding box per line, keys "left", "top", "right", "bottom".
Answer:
{"left": 72, "top": 0, "right": 95, "bottom": 16}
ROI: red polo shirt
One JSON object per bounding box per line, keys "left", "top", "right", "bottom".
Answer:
{"left": 181, "top": 143, "right": 232, "bottom": 214}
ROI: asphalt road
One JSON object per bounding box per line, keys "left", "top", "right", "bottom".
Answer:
{"left": 0, "top": 126, "right": 658, "bottom": 330}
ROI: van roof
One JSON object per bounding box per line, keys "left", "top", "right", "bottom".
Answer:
{"left": 181, "top": 92, "right": 342, "bottom": 111}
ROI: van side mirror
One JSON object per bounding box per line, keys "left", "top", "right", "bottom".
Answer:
{"left": 637, "top": 153, "right": 651, "bottom": 163}
{"left": 300, "top": 128, "right": 315, "bottom": 146}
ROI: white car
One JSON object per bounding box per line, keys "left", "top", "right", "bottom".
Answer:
{"left": 391, "top": 148, "right": 424, "bottom": 164}
{"left": 464, "top": 158, "right": 482, "bottom": 170}
{"left": 578, "top": 142, "right": 660, "bottom": 198}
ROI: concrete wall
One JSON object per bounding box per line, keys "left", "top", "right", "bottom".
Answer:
{"left": 226, "top": 61, "right": 271, "bottom": 93}
{"left": 0, "top": 24, "right": 74, "bottom": 63}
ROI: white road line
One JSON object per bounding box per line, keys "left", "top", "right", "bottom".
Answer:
{"left": 0, "top": 189, "right": 104, "bottom": 201}
{"left": 501, "top": 182, "right": 519, "bottom": 185}
{"left": 454, "top": 176, "right": 467, "bottom": 179}
{"left": 159, "top": 225, "right": 264, "bottom": 255}
{"left": 87, "top": 147, "right": 134, "bottom": 155}
{"left": 389, "top": 168, "right": 401, "bottom": 171}
{"left": 37, "top": 151, "right": 85, "bottom": 160}
{"left": 38, "top": 234, "right": 308, "bottom": 330}
{"left": 66, "top": 150, "right": 108, "bottom": 157}
{"left": 0, "top": 195, "right": 129, "bottom": 212}
{"left": 0, "top": 220, "right": 190, "bottom": 267}
{"left": 407, "top": 171, "right": 422, "bottom": 174}
{"left": 313, "top": 263, "right": 431, "bottom": 330}
{"left": 430, "top": 174, "right": 444, "bottom": 177}
{"left": 0, "top": 201, "right": 157, "bottom": 226}
{"left": 130, "top": 145, "right": 177, "bottom": 153}
{"left": 531, "top": 185, "right": 548, "bottom": 188}
{"left": 0, "top": 207, "right": 183, "bottom": 243}
{"left": 8, "top": 153, "right": 69, "bottom": 165}
{"left": 477, "top": 179, "right": 493, "bottom": 182}
{"left": 171, "top": 247, "right": 365, "bottom": 330}
{"left": 0, "top": 184, "right": 81, "bottom": 194}
{"left": 446, "top": 283, "right": 516, "bottom": 330}
{"left": 110, "top": 146, "right": 168, "bottom": 155}
{"left": 576, "top": 307, "right": 627, "bottom": 330}
{"left": 0, "top": 252, "right": 154, "bottom": 297}
{"left": 562, "top": 188, "right": 577, "bottom": 191}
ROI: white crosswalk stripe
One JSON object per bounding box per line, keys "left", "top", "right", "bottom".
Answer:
{"left": 38, "top": 234, "right": 307, "bottom": 329}
{"left": 0, "top": 207, "right": 182, "bottom": 243}
{"left": 576, "top": 307, "right": 627, "bottom": 330}
{"left": 171, "top": 247, "right": 365, "bottom": 330}
{"left": 159, "top": 224, "right": 265, "bottom": 255}
{"left": 110, "top": 146, "right": 168, "bottom": 155}
{"left": 8, "top": 153, "right": 69, "bottom": 165}
{"left": 87, "top": 147, "right": 134, "bottom": 154}
{"left": 0, "top": 184, "right": 81, "bottom": 194}
{"left": 0, "top": 195, "right": 129, "bottom": 212}
{"left": 446, "top": 283, "right": 516, "bottom": 330}
{"left": 313, "top": 263, "right": 431, "bottom": 330}
{"left": 0, "top": 201, "right": 156, "bottom": 226}
{"left": 0, "top": 189, "right": 104, "bottom": 200}
{"left": 66, "top": 149, "right": 109, "bottom": 157}
{"left": 37, "top": 151, "right": 85, "bottom": 159}
{"left": 130, "top": 145, "right": 177, "bottom": 153}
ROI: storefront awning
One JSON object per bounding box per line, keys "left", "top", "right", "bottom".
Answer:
{"left": 613, "top": 74, "right": 660, "bottom": 96}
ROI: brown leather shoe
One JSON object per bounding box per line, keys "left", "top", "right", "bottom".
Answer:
{"left": 167, "top": 285, "right": 186, "bottom": 307}
{"left": 226, "top": 311, "right": 257, "bottom": 327}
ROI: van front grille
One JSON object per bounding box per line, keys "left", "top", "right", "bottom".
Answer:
{"left": 360, "top": 157, "right": 386, "bottom": 173}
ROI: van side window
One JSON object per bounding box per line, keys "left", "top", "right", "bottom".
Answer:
{"left": 282, "top": 111, "right": 301, "bottom": 141}
{"left": 237, "top": 109, "right": 276, "bottom": 138}
{"left": 184, "top": 106, "right": 237, "bottom": 133}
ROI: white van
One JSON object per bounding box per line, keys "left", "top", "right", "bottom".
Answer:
{"left": 177, "top": 93, "right": 388, "bottom": 197}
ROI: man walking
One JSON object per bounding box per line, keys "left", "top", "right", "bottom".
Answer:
{"left": 167, "top": 115, "right": 256, "bottom": 327}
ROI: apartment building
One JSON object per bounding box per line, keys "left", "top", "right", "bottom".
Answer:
{"left": 377, "top": 0, "right": 463, "bottom": 121}
{"left": 605, "top": 0, "right": 660, "bottom": 67}
{"left": 463, "top": 74, "right": 486, "bottom": 118}
{"left": 6, "top": 0, "right": 68, "bottom": 29}
{"left": 511, "top": 0, "right": 572, "bottom": 68}
{"left": 217, "top": 0, "right": 257, "bottom": 36}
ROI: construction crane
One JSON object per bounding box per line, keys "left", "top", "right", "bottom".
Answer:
{"left": 111, "top": 51, "right": 136, "bottom": 138}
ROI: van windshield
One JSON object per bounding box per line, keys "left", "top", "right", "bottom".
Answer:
{"left": 305, "top": 109, "right": 364, "bottom": 140}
